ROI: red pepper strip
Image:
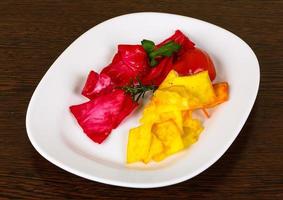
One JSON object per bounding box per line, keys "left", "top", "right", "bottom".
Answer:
{"left": 81, "top": 71, "right": 113, "bottom": 100}
{"left": 173, "top": 47, "right": 216, "bottom": 81}
{"left": 157, "top": 30, "right": 195, "bottom": 56}
{"left": 101, "top": 45, "right": 149, "bottom": 86}
{"left": 70, "top": 90, "right": 138, "bottom": 144}
{"left": 154, "top": 56, "right": 174, "bottom": 85}
{"left": 142, "top": 57, "right": 173, "bottom": 86}
{"left": 112, "top": 93, "right": 138, "bottom": 128}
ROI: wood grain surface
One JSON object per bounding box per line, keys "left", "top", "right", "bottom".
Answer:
{"left": 0, "top": 0, "right": 282, "bottom": 199}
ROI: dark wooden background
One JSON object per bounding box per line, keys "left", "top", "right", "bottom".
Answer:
{"left": 1, "top": 0, "right": 282, "bottom": 199}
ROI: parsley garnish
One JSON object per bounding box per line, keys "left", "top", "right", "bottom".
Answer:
{"left": 141, "top": 39, "right": 181, "bottom": 67}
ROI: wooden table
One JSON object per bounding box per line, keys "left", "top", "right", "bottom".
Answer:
{"left": 1, "top": 1, "right": 282, "bottom": 199}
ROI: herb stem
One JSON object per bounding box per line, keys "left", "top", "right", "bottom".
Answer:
{"left": 119, "top": 79, "right": 156, "bottom": 102}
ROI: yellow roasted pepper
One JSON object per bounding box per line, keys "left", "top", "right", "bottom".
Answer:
{"left": 127, "top": 70, "right": 228, "bottom": 164}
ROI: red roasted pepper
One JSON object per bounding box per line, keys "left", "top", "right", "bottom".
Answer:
{"left": 157, "top": 30, "right": 195, "bottom": 56}
{"left": 101, "top": 45, "right": 150, "bottom": 86}
{"left": 142, "top": 57, "right": 173, "bottom": 86}
{"left": 70, "top": 90, "right": 137, "bottom": 144}
{"left": 82, "top": 71, "right": 113, "bottom": 99}
{"left": 173, "top": 47, "right": 216, "bottom": 80}
{"left": 70, "top": 30, "right": 218, "bottom": 145}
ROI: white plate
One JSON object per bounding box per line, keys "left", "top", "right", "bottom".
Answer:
{"left": 26, "top": 12, "right": 260, "bottom": 188}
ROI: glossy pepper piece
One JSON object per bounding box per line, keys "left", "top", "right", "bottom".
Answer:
{"left": 101, "top": 45, "right": 150, "bottom": 86}
{"left": 204, "top": 82, "right": 229, "bottom": 108}
{"left": 81, "top": 71, "right": 113, "bottom": 99}
{"left": 142, "top": 57, "right": 173, "bottom": 86}
{"left": 173, "top": 47, "right": 216, "bottom": 81}
{"left": 70, "top": 90, "right": 137, "bottom": 144}
{"left": 157, "top": 30, "right": 195, "bottom": 56}
{"left": 142, "top": 30, "right": 196, "bottom": 86}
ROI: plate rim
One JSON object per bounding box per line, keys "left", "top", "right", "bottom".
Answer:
{"left": 26, "top": 12, "right": 260, "bottom": 188}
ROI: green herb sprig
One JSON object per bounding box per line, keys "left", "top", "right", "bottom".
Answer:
{"left": 141, "top": 39, "right": 181, "bottom": 67}
{"left": 120, "top": 78, "right": 156, "bottom": 102}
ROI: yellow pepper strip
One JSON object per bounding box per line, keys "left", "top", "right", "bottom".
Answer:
{"left": 143, "top": 134, "right": 164, "bottom": 164}
{"left": 182, "top": 119, "right": 204, "bottom": 147}
{"left": 158, "top": 110, "right": 183, "bottom": 132}
{"left": 152, "top": 120, "right": 184, "bottom": 156}
{"left": 159, "top": 70, "right": 179, "bottom": 89}
{"left": 153, "top": 89, "right": 189, "bottom": 111}
{"left": 182, "top": 110, "right": 192, "bottom": 127}
{"left": 159, "top": 70, "right": 216, "bottom": 109}
{"left": 127, "top": 124, "right": 152, "bottom": 163}
{"left": 140, "top": 102, "right": 159, "bottom": 124}
{"left": 171, "top": 71, "right": 216, "bottom": 106}
{"left": 127, "top": 70, "right": 229, "bottom": 164}
{"left": 204, "top": 82, "right": 229, "bottom": 108}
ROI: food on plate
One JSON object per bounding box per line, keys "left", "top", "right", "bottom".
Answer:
{"left": 205, "top": 82, "right": 229, "bottom": 108}
{"left": 101, "top": 45, "right": 150, "bottom": 86}
{"left": 70, "top": 90, "right": 137, "bottom": 144}
{"left": 81, "top": 71, "right": 113, "bottom": 99}
{"left": 173, "top": 47, "right": 216, "bottom": 80}
{"left": 70, "top": 30, "right": 229, "bottom": 163}
{"left": 127, "top": 70, "right": 228, "bottom": 163}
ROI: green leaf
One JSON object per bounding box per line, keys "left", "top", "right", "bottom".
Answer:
{"left": 141, "top": 39, "right": 181, "bottom": 67}
{"left": 150, "top": 59, "right": 158, "bottom": 67}
{"left": 149, "top": 41, "right": 181, "bottom": 59}
{"left": 141, "top": 39, "right": 155, "bottom": 54}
